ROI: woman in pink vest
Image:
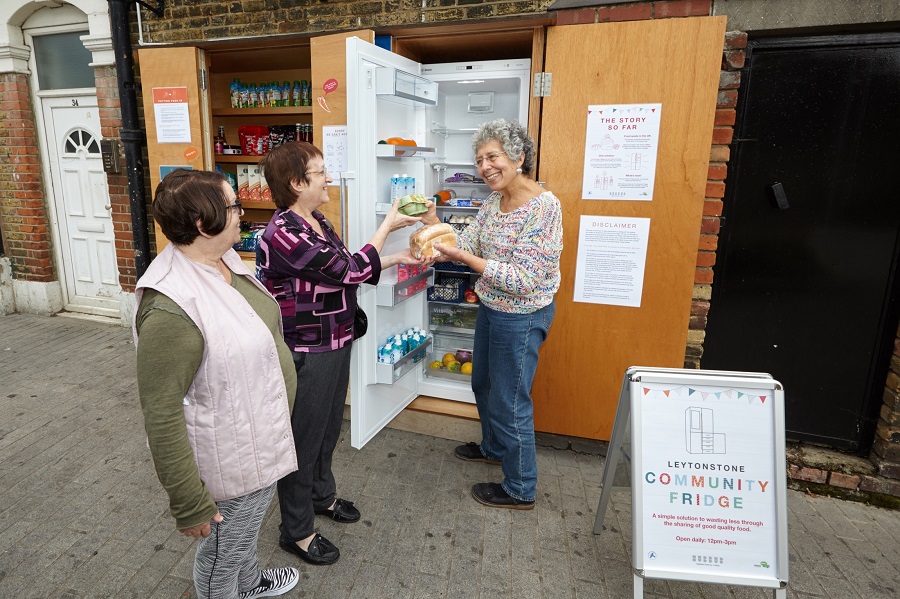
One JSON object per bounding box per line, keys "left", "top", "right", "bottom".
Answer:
{"left": 134, "top": 169, "right": 299, "bottom": 599}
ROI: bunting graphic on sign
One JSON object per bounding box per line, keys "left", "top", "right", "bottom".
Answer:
{"left": 640, "top": 383, "right": 769, "bottom": 405}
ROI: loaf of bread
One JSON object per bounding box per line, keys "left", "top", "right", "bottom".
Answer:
{"left": 409, "top": 223, "right": 457, "bottom": 259}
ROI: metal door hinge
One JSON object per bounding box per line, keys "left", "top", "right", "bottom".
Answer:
{"left": 199, "top": 68, "right": 208, "bottom": 91}
{"left": 532, "top": 72, "right": 552, "bottom": 97}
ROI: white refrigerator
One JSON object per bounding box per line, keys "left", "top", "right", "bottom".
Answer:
{"left": 343, "top": 37, "right": 530, "bottom": 448}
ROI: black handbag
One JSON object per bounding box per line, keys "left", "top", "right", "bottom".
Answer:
{"left": 353, "top": 306, "right": 368, "bottom": 340}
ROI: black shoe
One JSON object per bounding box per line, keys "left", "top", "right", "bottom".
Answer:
{"left": 315, "top": 498, "right": 360, "bottom": 523}
{"left": 471, "top": 482, "right": 535, "bottom": 510}
{"left": 279, "top": 533, "right": 340, "bottom": 565}
{"left": 454, "top": 442, "right": 501, "bottom": 465}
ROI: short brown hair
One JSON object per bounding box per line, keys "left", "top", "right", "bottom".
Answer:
{"left": 259, "top": 141, "right": 323, "bottom": 210}
{"left": 152, "top": 169, "right": 229, "bottom": 245}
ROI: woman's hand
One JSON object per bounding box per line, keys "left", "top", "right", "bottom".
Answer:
{"left": 179, "top": 512, "right": 223, "bottom": 538}
{"left": 433, "top": 243, "right": 486, "bottom": 274}
{"left": 381, "top": 247, "right": 434, "bottom": 269}
{"left": 422, "top": 200, "right": 441, "bottom": 226}
{"left": 383, "top": 199, "right": 423, "bottom": 232}
{"left": 432, "top": 242, "right": 464, "bottom": 263}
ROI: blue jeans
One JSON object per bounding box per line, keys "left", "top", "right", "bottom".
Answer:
{"left": 472, "top": 300, "right": 555, "bottom": 502}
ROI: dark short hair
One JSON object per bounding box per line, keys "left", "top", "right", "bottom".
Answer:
{"left": 152, "top": 169, "right": 229, "bottom": 245}
{"left": 259, "top": 141, "right": 323, "bottom": 210}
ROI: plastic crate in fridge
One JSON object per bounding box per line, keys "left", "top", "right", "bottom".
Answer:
{"left": 433, "top": 262, "right": 471, "bottom": 273}
{"left": 427, "top": 284, "right": 465, "bottom": 303}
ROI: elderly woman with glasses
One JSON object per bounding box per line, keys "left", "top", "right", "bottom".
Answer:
{"left": 430, "top": 118, "right": 563, "bottom": 510}
{"left": 256, "top": 141, "right": 428, "bottom": 566}
{"left": 134, "top": 169, "right": 300, "bottom": 598}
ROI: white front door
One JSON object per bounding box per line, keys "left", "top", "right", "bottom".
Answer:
{"left": 41, "top": 94, "right": 121, "bottom": 316}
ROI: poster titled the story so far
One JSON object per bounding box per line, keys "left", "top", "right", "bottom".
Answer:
{"left": 582, "top": 103, "right": 662, "bottom": 201}
{"left": 637, "top": 382, "right": 779, "bottom": 582}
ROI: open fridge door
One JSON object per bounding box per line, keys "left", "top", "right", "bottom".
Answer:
{"left": 345, "top": 37, "right": 436, "bottom": 449}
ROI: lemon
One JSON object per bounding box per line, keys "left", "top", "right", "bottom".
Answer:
{"left": 429, "top": 361, "right": 443, "bottom": 370}
{"left": 460, "top": 362, "right": 473, "bottom": 375}
{"left": 442, "top": 352, "right": 458, "bottom": 367}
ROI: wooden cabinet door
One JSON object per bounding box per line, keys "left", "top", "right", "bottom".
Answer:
{"left": 137, "top": 47, "right": 210, "bottom": 252}
{"left": 531, "top": 16, "right": 726, "bottom": 440}
{"left": 311, "top": 30, "right": 374, "bottom": 233}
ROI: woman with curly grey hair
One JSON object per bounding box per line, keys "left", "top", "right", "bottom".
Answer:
{"left": 429, "top": 118, "right": 563, "bottom": 509}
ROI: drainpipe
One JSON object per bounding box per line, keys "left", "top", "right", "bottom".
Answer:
{"left": 109, "top": 0, "right": 161, "bottom": 279}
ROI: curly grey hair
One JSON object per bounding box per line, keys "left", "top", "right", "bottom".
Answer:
{"left": 472, "top": 118, "right": 535, "bottom": 176}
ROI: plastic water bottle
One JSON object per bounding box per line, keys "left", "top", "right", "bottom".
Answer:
{"left": 391, "top": 174, "right": 402, "bottom": 202}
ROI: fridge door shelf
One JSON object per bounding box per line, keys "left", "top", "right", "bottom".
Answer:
{"left": 375, "top": 268, "right": 432, "bottom": 306}
{"left": 375, "top": 66, "right": 438, "bottom": 106}
{"left": 375, "top": 144, "right": 436, "bottom": 158}
{"left": 376, "top": 338, "right": 433, "bottom": 384}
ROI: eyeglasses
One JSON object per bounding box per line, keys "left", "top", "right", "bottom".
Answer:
{"left": 474, "top": 151, "right": 506, "bottom": 167}
{"left": 225, "top": 201, "right": 243, "bottom": 213}
{"left": 306, "top": 168, "right": 330, "bottom": 177}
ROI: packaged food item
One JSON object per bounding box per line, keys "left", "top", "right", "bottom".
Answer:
{"left": 238, "top": 125, "right": 270, "bottom": 156}
{"left": 248, "top": 166, "right": 262, "bottom": 202}
{"left": 409, "top": 223, "right": 457, "bottom": 259}
{"left": 398, "top": 194, "right": 429, "bottom": 216}
{"left": 237, "top": 164, "right": 251, "bottom": 203}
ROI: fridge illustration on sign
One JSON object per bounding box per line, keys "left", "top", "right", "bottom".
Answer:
{"left": 343, "top": 37, "right": 531, "bottom": 448}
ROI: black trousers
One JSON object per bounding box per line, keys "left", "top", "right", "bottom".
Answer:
{"left": 278, "top": 345, "right": 352, "bottom": 542}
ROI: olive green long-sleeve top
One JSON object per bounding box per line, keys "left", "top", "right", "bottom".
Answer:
{"left": 135, "top": 273, "right": 296, "bottom": 529}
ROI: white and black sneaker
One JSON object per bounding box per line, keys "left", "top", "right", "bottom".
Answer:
{"left": 239, "top": 567, "right": 299, "bottom": 598}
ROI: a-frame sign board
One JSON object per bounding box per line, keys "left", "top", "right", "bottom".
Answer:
{"left": 594, "top": 367, "right": 789, "bottom": 598}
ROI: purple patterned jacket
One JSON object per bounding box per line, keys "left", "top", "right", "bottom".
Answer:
{"left": 256, "top": 208, "right": 381, "bottom": 352}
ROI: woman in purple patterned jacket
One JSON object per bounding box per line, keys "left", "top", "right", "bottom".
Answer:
{"left": 256, "top": 141, "right": 427, "bottom": 566}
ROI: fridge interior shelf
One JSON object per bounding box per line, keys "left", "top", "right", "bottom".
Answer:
{"left": 430, "top": 125, "right": 478, "bottom": 138}
{"left": 375, "top": 338, "right": 432, "bottom": 384}
{"left": 423, "top": 353, "right": 473, "bottom": 382}
{"left": 429, "top": 301, "right": 479, "bottom": 329}
{"left": 375, "top": 144, "right": 436, "bottom": 158}
{"left": 376, "top": 267, "right": 432, "bottom": 306}
{"left": 375, "top": 66, "right": 438, "bottom": 106}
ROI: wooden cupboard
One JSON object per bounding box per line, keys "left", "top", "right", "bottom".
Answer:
{"left": 138, "top": 16, "right": 726, "bottom": 441}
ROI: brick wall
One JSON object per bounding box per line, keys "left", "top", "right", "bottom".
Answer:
{"left": 138, "top": 0, "right": 559, "bottom": 43}
{"left": 873, "top": 329, "right": 900, "bottom": 487}
{"left": 94, "top": 65, "right": 139, "bottom": 291}
{"left": 0, "top": 72, "right": 54, "bottom": 283}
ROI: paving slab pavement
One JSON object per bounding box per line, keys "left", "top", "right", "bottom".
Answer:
{"left": 0, "top": 313, "right": 897, "bottom": 598}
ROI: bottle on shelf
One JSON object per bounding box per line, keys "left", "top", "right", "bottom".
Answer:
{"left": 214, "top": 126, "right": 226, "bottom": 155}
{"left": 292, "top": 80, "right": 302, "bottom": 107}
{"left": 294, "top": 123, "right": 301, "bottom": 143}
{"left": 281, "top": 81, "right": 291, "bottom": 107}
{"left": 229, "top": 78, "right": 241, "bottom": 108}
{"left": 301, "top": 80, "right": 311, "bottom": 106}
{"left": 271, "top": 82, "right": 281, "bottom": 107}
